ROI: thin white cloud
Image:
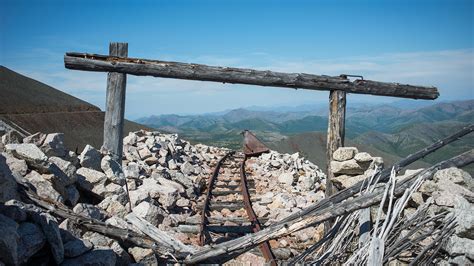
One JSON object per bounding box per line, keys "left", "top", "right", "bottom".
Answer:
{"left": 5, "top": 48, "right": 473, "bottom": 118}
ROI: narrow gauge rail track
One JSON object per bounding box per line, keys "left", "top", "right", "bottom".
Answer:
{"left": 196, "top": 131, "right": 277, "bottom": 264}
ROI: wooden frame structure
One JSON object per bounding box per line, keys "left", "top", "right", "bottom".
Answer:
{"left": 63, "top": 42, "right": 439, "bottom": 197}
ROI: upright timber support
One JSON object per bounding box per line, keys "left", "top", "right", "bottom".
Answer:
{"left": 326, "top": 90, "right": 346, "bottom": 197}
{"left": 102, "top": 42, "right": 128, "bottom": 161}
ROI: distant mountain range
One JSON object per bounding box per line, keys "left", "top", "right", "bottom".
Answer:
{"left": 137, "top": 100, "right": 474, "bottom": 174}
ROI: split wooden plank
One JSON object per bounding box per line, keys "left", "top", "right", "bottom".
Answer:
{"left": 64, "top": 52, "right": 439, "bottom": 100}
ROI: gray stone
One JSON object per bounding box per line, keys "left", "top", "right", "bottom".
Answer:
{"left": 138, "top": 147, "right": 152, "bottom": 160}
{"left": 76, "top": 167, "right": 107, "bottom": 191}
{"left": 5, "top": 143, "right": 48, "bottom": 165}
{"left": 0, "top": 214, "right": 19, "bottom": 265}
{"left": 41, "top": 133, "right": 67, "bottom": 157}
{"left": 73, "top": 203, "right": 107, "bottom": 220}
{"left": 49, "top": 156, "right": 77, "bottom": 185}
{"left": 409, "top": 192, "right": 424, "bottom": 207}
{"left": 180, "top": 161, "right": 195, "bottom": 175}
{"left": 129, "top": 188, "right": 152, "bottom": 208}
{"left": 59, "top": 219, "right": 82, "bottom": 242}
{"left": 331, "top": 159, "right": 364, "bottom": 175}
{"left": 434, "top": 167, "right": 472, "bottom": 187}
{"left": 105, "top": 216, "right": 135, "bottom": 231}
{"left": 1, "top": 130, "right": 23, "bottom": 145}
{"left": 354, "top": 152, "right": 373, "bottom": 163}
{"left": 170, "top": 171, "right": 194, "bottom": 188}
{"left": 132, "top": 201, "right": 165, "bottom": 226}
{"left": 443, "top": 235, "right": 474, "bottom": 258}
{"left": 24, "top": 171, "right": 64, "bottom": 203}
{"left": 0, "top": 154, "right": 20, "bottom": 203}
{"left": 101, "top": 155, "right": 125, "bottom": 185}
{"left": 123, "top": 162, "right": 140, "bottom": 179}
{"left": 278, "top": 172, "right": 295, "bottom": 186}
{"left": 44, "top": 158, "right": 77, "bottom": 200}
{"left": 2, "top": 152, "right": 27, "bottom": 175}
{"left": 23, "top": 132, "right": 46, "bottom": 146}
{"left": 448, "top": 256, "right": 472, "bottom": 265}
{"left": 298, "top": 174, "right": 317, "bottom": 191}
{"left": 168, "top": 159, "right": 178, "bottom": 170}
{"left": 32, "top": 212, "right": 64, "bottom": 264}
{"left": 156, "top": 176, "right": 185, "bottom": 193}
{"left": 110, "top": 241, "right": 132, "bottom": 266}
{"left": 123, "top": 132, "right": 137, "bottom": 146}
{"left": 79, "top": 145, "right": 102, "bottom": 171}
{"left": 98, "top": 197, "right": 128, "bottom": 217}
{"left": 176, "top": 198, "right": 190, "bottom": 208}
{"left": 419, "top": 180, "right": 438, "bottom": 195}
{"left": 61, "top": 247, "right": 116, "bottom": 266}
{"left": 333, "top": 147, "right": 358, "bottom": 161}
{"left": 141, "top": 178, "right": 178, "bottom": 208}
{"left": 82, "top": 232, "right": 114, "bottom": 247}
{"left": 451, "top": 196, "right": 474, "bottom": 239}
{"left": 332, "top": 174, "right": 366, "bottom": 190}
{"left": 128, "top": 247, "right": 157, "bottom": 265}
{"left": 63, "top": 238, "right": 93, "bottom": 258}
{"left": 17, "top": 222, "right": 45, "bottom": 263}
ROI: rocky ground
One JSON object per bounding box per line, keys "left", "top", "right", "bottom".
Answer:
{"left": 0, "top": 130, "right": 472, "bottom": 265}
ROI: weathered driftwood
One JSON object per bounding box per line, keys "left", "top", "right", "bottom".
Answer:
{"left": 64, "top": 52, "right": 439, "bottom": 100}
{"left": 184, "top": 149, "right": 474, "bottom": 263}
{"left": 103, "top": 42, "right": 127, "bottom": 161}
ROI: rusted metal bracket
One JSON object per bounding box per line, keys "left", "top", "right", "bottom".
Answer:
{"left": 243, "top": 130, "right": 270, "bottom": 157}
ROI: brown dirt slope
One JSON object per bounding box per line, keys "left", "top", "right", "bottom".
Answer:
{"left": 0, "top": 66, "right": 151, "bottom": 151}
{"left": 0, "top": 66, "right": 99, "bottom": 114}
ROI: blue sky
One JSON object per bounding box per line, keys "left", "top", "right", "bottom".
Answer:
{"left": 1, "top": 0, "right": 473, "bottom": 119}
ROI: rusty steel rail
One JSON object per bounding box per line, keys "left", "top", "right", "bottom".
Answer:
{"left": 240, "top": 156, "right": 277, "bottom": 265}
{"left": 198, "top": 151, "right": 235, "bottom": 246}
{"left": 197, "top": 151, "right": 276, "bottom": 264}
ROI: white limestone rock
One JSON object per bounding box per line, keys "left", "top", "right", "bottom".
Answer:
{"left": 333, "top": 147, "right": 358, "bottom": 161}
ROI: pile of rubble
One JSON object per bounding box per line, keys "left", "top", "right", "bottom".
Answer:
{"left": 0, "top": 130, "right": 328, "bottom": 264}
{"left": 330, "top": 147, "right": 383, "bottom": 190}
{"left": 0, "top": 128, "right": 472, "bottom": 265}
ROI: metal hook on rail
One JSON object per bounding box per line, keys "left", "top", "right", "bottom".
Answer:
{"left": 340, "top": 74, "right": 364, "bottom": 80}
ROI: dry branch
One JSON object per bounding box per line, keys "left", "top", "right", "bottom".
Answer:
{"left": 64, "top": 52, "right": 439, "bottom": 99}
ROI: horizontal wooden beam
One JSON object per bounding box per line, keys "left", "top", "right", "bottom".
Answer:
{"left": 64, "top": 52, "right": 439, "bottom": 100}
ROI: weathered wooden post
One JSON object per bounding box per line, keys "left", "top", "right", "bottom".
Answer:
{"left": 326, "top": 90, "right": 346, "bottom": 197}
{"left": 102, "top": 42, "right": 128, "bottom": 161}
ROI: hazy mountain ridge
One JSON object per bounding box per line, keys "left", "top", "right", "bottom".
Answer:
{"left": 138, "top": 100, "right": 474, "bottom": 174}
{"left": 138, "top": 100, "right": 473, "bottom": 137}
